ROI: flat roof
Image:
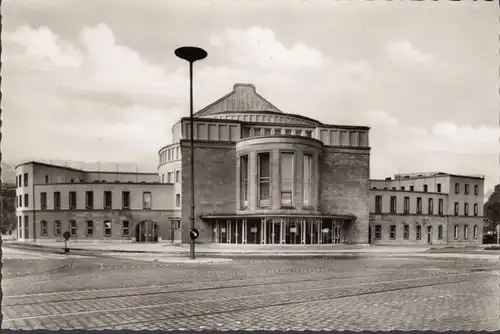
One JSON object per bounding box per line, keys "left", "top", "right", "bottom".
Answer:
{"left": 15, "top": 161, "right": 157, "bottom": 175}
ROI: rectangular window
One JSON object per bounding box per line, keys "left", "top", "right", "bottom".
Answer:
{"left": 463, "top": 225, "right": 468, "bottom": 239}
{"left": 473, "top": 225, "right": 478, "bottom": 239}
{"left": 280, "top": 152, "right": 294, "bottom": 206}
{"left": 455, "top": 183, "right": 460, "bottom": 194}
{"left": 15, "top": 196, "right": 17, "bottom": 208}
{"left": 161, "top": 174, "right": 165, "bottom": 183}
{"left": 400, "top": 186, "right": 405, "bottom": 191}
{"left": 54, "top": 192, "right": 61, "bottom": 210}
{"left": 257, "top": 152, "right": 271, "bottom": 206}
{"left": 176, "top": 194, "right": 180, "bottom": 207}
{"left": 24, "top": 194, "right": 29, "bottom": 208}
{"left": 143, "top": 192, "right": 152, "bottom": 209}
{"left": 410, "top": 185, "right": 414, "bottom": 191}
{"left": 454, "top": 202, "right": 459, "bottom": 215}
{"left": 464, "top": 203, "right": 469, "bottom": 216}
{"left": 464, "top": 184, "right": 469, "bottom": 195}
{"left": 175, "top": 170, "right": 180, "bottom": 183}
{"left": 303, "top": 154, "right": 313, "bottom": 206}
{"left": 104, "top": 220, "right": 112, "bottom": 237}
{"left": 19, "top": 195, "right": 22, "bottom": 207}
{"left": 416, "top": 197, "right": 422, "bottom": 214}
{"left": 416, "top": 225, "right": 422, "bottom": 240}
{"left": 86, "top": 191, "right": 94, "bottom": 209}
{"left": 404, "top": 197, "right": 410, "bottom": 214}
{"left": 122, "top": 221, "right": 130, "bottom": 236}
{"left": 104, "top": 191, "right": 112, "bottom": 209}
{"left": 390, "top": 196, "right": 397, "bottom": 214}
{"left": 41, "top": 220, "right": 48, "bottom": 236}
{"left": 70, "top": 220, "right": 77, "bottom": 237}
{"left": 122, "top": 191, "right": 130, "bottom": 209}
{"left": 403, "top": 225, "right": 409, "bottom": 240}
{"left": 438, "top": 199, "right": 444, "bottom": 216}
{"left": 44, "top": 175, "right": 49, "bottom": 184}
{"left": 438, "top": 225, "right": 443, "bottom": 240}
{"left": 374, "top": 225, "right": 381, "bottom": 240}
{"left": 54, "top": 220, "right": 61, "bottom": 236}
{"left": 375, "top": 195, "right": 383, "bottom": 213}
{"left": 474, "top": 203, "right": 478, "bottom": 216}
{"left": 437, "top": 183, "right": 442, "bottom": 193}
{"left": 167, "top": 172, "right": 172, "bottom": 183}
{"left": 454, "top": 225, "right": 459, "bottom": 239}
{"left": 24, "top": 216, "right": 29, "bottom": 239}
{"left": 18, "top": 175, "right": 22, "bottom": 188}
{"left": 474, "top": 185, "right": 479, "bottom": 195}
{"left": 389, "top": 225, "right": 396, "bottom": 240}
{"left": 428, "top": 198, "right": 434, "bottom": 215}
{"left": 69, "top": 191, "right": 77, "bottom": 210}
{"left": 240, "top": 155, "right": 249, "bottom": 208}
{"left": 24, "top": 173, "right": 28, "bottom": 187}
{"left": 86, "top": 221, "right": 93, "bottom": 236}
{"left": 40, "top": 192, "right": 47, "bottom": 210}
{"left": 423, "top": 184, "right": 428, "bottom": 192}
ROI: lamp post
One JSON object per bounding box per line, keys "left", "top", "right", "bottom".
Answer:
{"left": 174, "top": 46, "right": 207, "bottom": 260}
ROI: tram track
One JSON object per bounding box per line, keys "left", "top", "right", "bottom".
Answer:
{"left": 4, "top": 260, "right": 475, "bottom": 303}
{"left": 2, "top": 270, "right": 492, "bottom": 325}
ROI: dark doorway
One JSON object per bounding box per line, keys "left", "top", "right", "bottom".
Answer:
{"left": 135, "top": 220, "right": 159, "bottom": 243}
{"left": 427, "top": 226, "right": 433, "bottom": 244}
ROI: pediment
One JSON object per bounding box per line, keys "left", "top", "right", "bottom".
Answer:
{"left": 195, "top": 83, "right": 282, "bottom": 117}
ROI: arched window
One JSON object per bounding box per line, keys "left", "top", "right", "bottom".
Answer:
{"left": 473, "top": 225, "right": 478, "bottom": 239}
{"left": 463, "top": 225, "right": 468, "bottom": 239}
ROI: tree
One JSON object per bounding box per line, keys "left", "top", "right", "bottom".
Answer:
{"left": 483, "top": 184, "right": 500, "bottom": 232}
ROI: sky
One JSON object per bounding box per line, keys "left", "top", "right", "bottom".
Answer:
{"left": 2, "top": 0, "right": 499, "bottom": 195}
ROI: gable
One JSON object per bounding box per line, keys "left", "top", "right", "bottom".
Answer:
{"left": 195, "top": 83, "right": 282, "bottom": 117}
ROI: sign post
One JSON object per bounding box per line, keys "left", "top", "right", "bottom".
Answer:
{"left": 63, "top": 231, "right": 71, "bottom": 253}
{"left": 189, "top": 228, "right": 200, "bottom": 255}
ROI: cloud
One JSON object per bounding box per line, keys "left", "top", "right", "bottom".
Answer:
{"left": 3, "top": 22, "right": 496, "bottom": 196}
{"left": 386, "top": 39, "right": 433, "bottom": 65}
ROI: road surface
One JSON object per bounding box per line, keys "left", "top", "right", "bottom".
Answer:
{"left": 2, "top": 246, "right": 500, "bottom": 330}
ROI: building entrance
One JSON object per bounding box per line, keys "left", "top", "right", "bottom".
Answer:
{"left": 427, "top": 226, "right": 433, "bottom": 244}
{"left": 135, "top": 220, "right": 159, "bottom": 243}
{"left": 210, "top": 217, "right": 350, "bottom": 245}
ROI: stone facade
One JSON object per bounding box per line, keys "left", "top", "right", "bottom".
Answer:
{"left": 15, "top": 162, "right": 180, "bottom": 243}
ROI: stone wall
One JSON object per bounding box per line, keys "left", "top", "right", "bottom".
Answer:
{"left": 319, "top": 146, "right": 370, "bottom": 244}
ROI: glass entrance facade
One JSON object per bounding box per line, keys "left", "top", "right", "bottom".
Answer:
{"left": 211, "top": 217, "right": 351, "bottom": 245}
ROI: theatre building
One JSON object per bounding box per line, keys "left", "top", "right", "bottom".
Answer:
{"left": 15, "top": 161, "right": 181, "bottom": 243}
{"left": 369, "top": 172, "right": 485, "bottom": 245}
{"left": 159, "top": 83, "right": 371, "bottom": 245}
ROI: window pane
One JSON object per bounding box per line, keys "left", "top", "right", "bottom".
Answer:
{"left": 143, "top": 192, "right": 152, "bottom": 209}
{"left": 303, "top": 155, "right": 312, "bottom": 205}
{"left": 281, "top": 153, "right": 294, "bottom": 205}
{"left": 259, "top": 153, "right": 270, "bottom": 178}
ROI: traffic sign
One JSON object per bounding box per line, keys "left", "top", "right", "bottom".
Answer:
{"left": 63, "top": 231, "right": 71, "bottom": 240}
{"left": 189, "top": 228, "right": 199, "bottom": 240}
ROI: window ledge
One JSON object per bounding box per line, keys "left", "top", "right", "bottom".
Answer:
{"left": 280, "top": 206, "right": 295, "bottom": 209}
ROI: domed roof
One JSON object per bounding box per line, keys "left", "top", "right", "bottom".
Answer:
{"left": 194, "top": 83, "right": 282, "bottom": 117}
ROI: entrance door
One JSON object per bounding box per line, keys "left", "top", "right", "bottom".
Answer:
{"left": 427, "top": 226, "right": 433, "bottom": 244}
{"left": 333, "top": 225, "right": 341, "bottom": 244}
{"left": 135, "top": 221, "right": 159, "bottom": 243}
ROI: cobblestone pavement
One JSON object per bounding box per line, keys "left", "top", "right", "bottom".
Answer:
{"left": 2, "top": 250, "right": 500, "bottom": 331}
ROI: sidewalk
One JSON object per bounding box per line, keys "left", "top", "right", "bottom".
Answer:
{"left": 3, "top": 240, "right": 499, "bottom": 260}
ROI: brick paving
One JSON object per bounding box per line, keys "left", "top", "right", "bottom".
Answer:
{"left": 2, "top": 250, "right": 499, "bottom": 331}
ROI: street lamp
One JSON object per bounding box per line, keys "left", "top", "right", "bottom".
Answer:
{"left": 174, "top": 46, "right": 207, "bottom": 260}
